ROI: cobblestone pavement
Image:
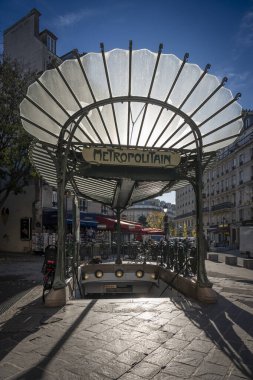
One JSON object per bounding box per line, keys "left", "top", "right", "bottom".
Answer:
{"left": 0, "top": 253, "right": 252, "bottom": 379}
{"left": 0, "top": 252, "right": 43, "bottom": 305}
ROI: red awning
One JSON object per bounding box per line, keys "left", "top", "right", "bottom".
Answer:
{"left": 96, "top": 216, "right": 142, "bottom": 232}
{"left": 141, "top": 227, "right": 164, "bottom": 235}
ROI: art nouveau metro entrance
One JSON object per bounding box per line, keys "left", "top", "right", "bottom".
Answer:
{"left": 20, "top": 42, "right": 243, "bottom": 305}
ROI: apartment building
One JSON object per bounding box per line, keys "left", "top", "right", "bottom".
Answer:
{"left": 122, "top": 199, "right": 176, "bottom": 224}
{"left": 175, "top": 111, "right": 253, "bottom": 247}
{"left": 4, "top": 8, "right": 60, "bottom": 72}
{"left": 1, "top": 9, "right": 110, "bottom": 252}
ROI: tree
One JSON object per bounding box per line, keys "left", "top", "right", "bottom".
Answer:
{"left": 146, "top": 211, "right": 164, "bottom": 229}
{"left": 138, "top": 215, "right": 147, "bottom": 226}
{"left": 0, "top": 58, "right": 35, "bottom": 208}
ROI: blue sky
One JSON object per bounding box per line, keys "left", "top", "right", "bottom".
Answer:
{"left": 1, "top": 0, "right": 253, "bottom": 204}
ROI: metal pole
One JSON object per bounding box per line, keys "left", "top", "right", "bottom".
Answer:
{"left": 53, "top": 171, "right": 66, "bottom": 289}
{"left": 115, "top": 208, "right": 122, "bottom": 264}
{"left": 194, "top": 161, "right": 211, "bottom": 287}
{"left": 72, "top": 195, "right": 80, "bottom": 297}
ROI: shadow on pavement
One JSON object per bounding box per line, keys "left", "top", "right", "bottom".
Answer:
{"left": 0, "top": 297, "right": 97, "bottom": 379}
{"left": 172, "top": 293, "right": 253, "bottom": 379}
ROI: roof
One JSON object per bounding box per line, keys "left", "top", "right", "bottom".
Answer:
{"left": 4, "top": 8, "right": 41, "bottom": 35}
{"left": 20, "top": 45, "right": 243, "bottom": 210}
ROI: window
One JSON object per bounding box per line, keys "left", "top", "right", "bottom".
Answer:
{"left": 239, "top": 190, "right": 243, "bottom": 205}
{"left": 101, "top": 204, "right": 108, "bottom": 214}
{"left": 239, "top": 171, "right": 244, "bottom": 184}
{"left": 47, "top": 35, "right": 56, "bottom": 54}
{"left": 52, "top": 191, "right": 57, "bottom": 207}
{"left": 80, "top": 199, "right": 87, "bottom": 211}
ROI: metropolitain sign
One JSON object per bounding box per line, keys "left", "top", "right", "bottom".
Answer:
{"left": 82, "top": 147, "right": 181, "bottom": 168}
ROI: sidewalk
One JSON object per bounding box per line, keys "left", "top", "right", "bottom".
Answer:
{"left": 0, "top": 254, "right": 252, "bottom": 379}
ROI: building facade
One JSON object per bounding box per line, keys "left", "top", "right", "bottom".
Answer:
{"left": 1, "top": 9, "right": 112, "bottom": 252}
{"left": 4, "top": 9, "right": 60, "bottom": 73}
{"left": 123, "top": 200, "right": 176, "bottom": 230}
{"left": 175, "top": 111, "right": 253, "bottom": 247}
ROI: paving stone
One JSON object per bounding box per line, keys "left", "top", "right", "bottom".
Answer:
{"left": 84, "top": 348, "right": 117, "bottom": 365}
{"left": 53, "top": 350, "right": 99, "bottom": 368}
{"left": 153, "top": 372, "right": 183, "bottom": 380}
{"left": 144, "top": 346, "right": 178, "bottom": 367}
{"left": 124, "top": 317, "right": 144, "bottom": 327}
{"left": 193, "top": 361, "right": 228, "bottom": 378}
{"left": 58, "top": 368, "right": 110, "bottom": 380}
{"left": 119, "top": 373, "right": 143, "bottom": 380}
{"left": 56, "top": 369, "right": 83, "bottom": 380}
{"left": 55, "top": 360, "right": 100, "bottom": 377}
{"left": 73, "top": 337, "right": 107, "bottom": 351}
{"left": 37, "top": 357, "right": 71, "bottom": 374}
{"left": 163, "top": 360, "right": 197, "bottom": 378}
{"left": 131, "top": 339, "right": 160, "bottom": 354}
{"left": 167, "top": 317, "right": 190, "bottom": 327}
{"left": 60, "top": 343, "right": 90, "bottom": 358}
{"left": 104, "top": 338, "right": 134, "bottom": 354}
{"left": 130, "top": 360, "right": 161, "bottom": 379}
{"left": 101, "top": 318, "right": 123, "bottom": 327}
{"left": 146, "top": 330, "right": 174, "bottom": 344}
{"left": 86, "top": 323, "right": 111, "bottom": 333}
{"left": 173, "top": 330, "right": 198, "bottom": 342}
{"left": 96, "top": 359, "right": 130, "bottom": 379}
{"left": 2, "top": 350, "right": 43, "bottom": 369}
{"left": 157, "top": 311, "right": 176, "bottom": 319}
{"left": 10, "top": 366, "right": 58, "bottom": 379}
{"left": 0, "top": 362, "right": 23, "bottom": 379}
{"left": 205, "top": 348, "right": 234, "bottom": 367}
{"left": 134, "top": 321, "right": 161, "bottom": 334}
{"left": 162, "top": 338, "right": 190, "bottom": 351}
{"left": 229, "top": 364, "right": 253, "bottom": 379}
{"left": 116, "top": 349, "right": 146, "bottom": 365}
{"left": 0, "top": 338, "right": 18, "bottom": 352}
{"left": 186, "top": 338, "right": 214, "bottom": 354}
{"left": 173, "top": 349, "right": 206, "bottom": 367}
{"left": 161, "top": 323, "right": 182, "bottom": 334}
{"left": 138, "top": 311, "right": 160, "bottom": 320}
{"left": 93, "top": 327, "right": 125, "bottom": 342}
{"left": 238, "top": 347, "right": 253, "bottom": 366}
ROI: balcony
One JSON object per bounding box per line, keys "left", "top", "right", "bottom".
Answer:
{"left": 211, "top": 202, "right": 234, "bottom": 211}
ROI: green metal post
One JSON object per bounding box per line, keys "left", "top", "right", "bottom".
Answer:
{"left": 195, "top": 160, "right": 211, "bottom": 287}
{"left": 72, "top": 195, "right": 80, "bottom": 297}
{"left": 53, "top": 172, "right": 66, "bottom": 289}
{"left": 115, "top": 208, "right": 122, "bottom": 264}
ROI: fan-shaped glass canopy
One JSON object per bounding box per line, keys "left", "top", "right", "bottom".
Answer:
{"left": 20, "top": 46, "right": 243, "bottom": 209}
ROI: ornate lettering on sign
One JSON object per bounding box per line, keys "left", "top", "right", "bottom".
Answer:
{"left": 82, "top": 147, "right": 181, "bottom": 168}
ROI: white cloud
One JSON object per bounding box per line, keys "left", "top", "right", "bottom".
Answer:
{"left": 56, "top": 9, "right": 101, "bottom": 27}
{"left": 236, "top": 11, "right": 253, "bottom": 47}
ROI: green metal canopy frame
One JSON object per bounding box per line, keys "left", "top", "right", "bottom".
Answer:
{"left": 20, "top": 42, "right": 243, "bottom": 295}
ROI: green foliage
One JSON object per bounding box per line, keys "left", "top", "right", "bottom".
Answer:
{"left": 0, "top": 59, "right": 36, "bottom": 207}
{"left": 138, "top": 214, "right": 147, "bottom": 226}
{"left": 146, "top": 211, "right": 164, "bottom": 229}
{"left": 183, "top": 222, "right": 188, "bottom": 237}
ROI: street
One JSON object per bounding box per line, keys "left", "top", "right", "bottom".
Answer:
{"left": 0, "top": 253, "right": 44, "bottom": 307}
